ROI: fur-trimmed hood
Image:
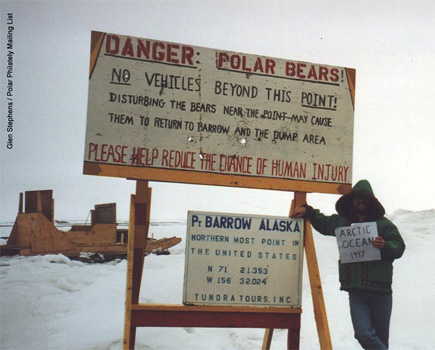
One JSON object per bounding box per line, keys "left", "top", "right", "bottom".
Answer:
{"left": 335, "top": 180, "right": 385, "bottom": 221}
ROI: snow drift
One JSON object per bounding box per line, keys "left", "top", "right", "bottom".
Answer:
{"left": 1, "top": 209, "right": 434, "bottom": 349}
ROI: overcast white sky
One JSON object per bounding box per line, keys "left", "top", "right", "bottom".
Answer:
{"left": 1, "top": 0, "right": 434, "bottom": 223}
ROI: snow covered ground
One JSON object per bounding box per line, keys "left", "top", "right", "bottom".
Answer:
{"left": 1, "top": 209, "right": 434, "bottom": 350}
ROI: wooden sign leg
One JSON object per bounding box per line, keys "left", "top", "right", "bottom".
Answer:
{"left": 262, "top": 328, "right": 273, "bottom": 350}
{"left": 124, "top": 180, "right": 152, "bottom": 350}
{"left": 298, "top": 192, "right": 333, "bottom": 350}
{"left": 124, "top": 194, "right": 136, "bottom": 350}
{"left": 287, "top": 193, "right": 304, "bottom": 350}
{"left": 262, "top": 192, "right": 332, "bottom": 349}
{"left": 262, "top": 192, "right": 303, "bottom": 350}
{"left": 131, "top": 181, "right": 152, "bottom": 303}
{"left": 263, "top": 327, "right": 299, "bottom": 350}
{"left": 287, "top": 327, "right": 301, "bottom": 350}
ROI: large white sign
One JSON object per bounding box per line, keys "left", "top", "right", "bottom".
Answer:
{"left": 84, "top": 32, "right": 355, "bottom": 191}
{"left": 335, "top": 222, "right": 381, "bottom": 263}
{"left": 183, "top": 211, "right": 304, "bottom": 308}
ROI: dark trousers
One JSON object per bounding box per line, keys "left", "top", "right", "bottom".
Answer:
{"left": 348, "top": 290, "right": 393, "bottom": 349}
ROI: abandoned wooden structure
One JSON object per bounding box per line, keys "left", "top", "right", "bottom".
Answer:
{"left": 0, "top": 190, "right": 181, "bottom": 258}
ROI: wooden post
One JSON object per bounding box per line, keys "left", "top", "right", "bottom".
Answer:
{"left": 36, "top": 191, "right": 42, "bottom": 213}
{"left": 262, "top": 328, "right": 273, "bottom": 350}
{"left": 304, "top": 219, "right": 332, "bottom": 349}
{"left": 297, "top": 192, "right": 332, "bottom": 350}
{"left": 19, "top": 192, "right": 23, "bottom": 213}
{"left": 123, "top": 194, "right": 136, "bottom": 350}
{"left": 262, "top": 192, "right": 305, "bottom": 350}
{"left": 262, "top": 192, "right": 332, "bottom": 350}
{"left": 51, "top": 198, "right": 55, "bottom": 223}
{"left": 293, "top": 192, "right": 306, "bottom": 209}
{"left": 124, "top": 180, "right": 152, "bottom": 350}
{"left": 91, "top": 210, "right": 96, "bottom": 227}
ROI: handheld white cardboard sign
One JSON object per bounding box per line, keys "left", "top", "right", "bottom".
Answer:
{"left": 335, "top": 222, "right": 381, "bottom": 263}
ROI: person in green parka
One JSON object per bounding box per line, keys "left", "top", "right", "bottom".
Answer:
{"left": 291, "top": 179, "right": 405, "bottom": 350}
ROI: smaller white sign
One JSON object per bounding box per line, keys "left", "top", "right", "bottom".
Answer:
{"left": 183, "top": 211, "right": 304, "bottom": 308}
{"left": 334, "top": 222, "right": 381, "bottom": 264}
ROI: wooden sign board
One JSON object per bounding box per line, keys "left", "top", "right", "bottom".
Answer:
{"left": 84, "top": 31, "right": 355, "bottom": 194}
{"left": 183, "top": 211, "right": 304, "bottom": 308}
{"left": 335, "top": 222, "right": 381, "bottom": 263}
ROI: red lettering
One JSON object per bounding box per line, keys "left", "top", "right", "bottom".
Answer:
{"left": 286, "top": 61, "right": 339, "bottom": 82}
{"left": 285, "top": 62, "right": 296, "bottom": 77}
{"left": 231, "top": 55, "right": 241, "bottom": 70}
{"left": 105, "top": 34, "right": 120, "bottom": 54}
{"left": 217, "top": 52, "right": 275, "bottom": 75}
{"left": 306, "top": 65, "right": 318, "bottom": 80}
{"left": 297, "top": 63, "right": 306, "bottom": 79}
{"left": 167, "top": 44, "right": 179, "bottom": 63}
{"left": 219, "top": 154, "right": 253, "bottom": 174}
{"left": 253, "top": 59, "right": 263, "bottom": 72}
{"left": 117, "top": 145, "right": 128, "bottom": 163}
{"left": 88, "top": 142, "right": 98, "bottom": 160}
{"left": 100, "top": 144, "right": 108, "bottom": 161}
{"left": 330, "top": 68, "right": 340, "bottom": 82}
{"left": 130, "top": 147, "right": 158, "bottom": 166}
{"left": 136, "top": 39, "right": 150, "bottom": 58}
{"left": 87, "top": 143, "right": 127, "bottom": 163}
{"left": 319, "top": 66, "right": 328, "bottom": 81}
{"left": 109, "top": 144, "right": 118, "bottom": 160}
{"left": 152, "top": 42, "right": 165, "bottom": 61}
{"left": 161, "top": 149, "right": 196, "bottom": 169}
{"left": 121, "top": 38, "right": 134, "bottom": 57}
{"left": 217, "top": 52, "right": 229, "bottom": 68}
{"left": 106, "top": 35, "right": 195, "bottom": 66}
{"left": 182, "top": 46, "right": 194, "bottom": 65}
{"left": 265, "top": 59, "right": 276, "bottom": 74}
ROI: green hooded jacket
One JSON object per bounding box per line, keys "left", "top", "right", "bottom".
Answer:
{"left": 306, "top": 180, "right": 405, "bottom": 293}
